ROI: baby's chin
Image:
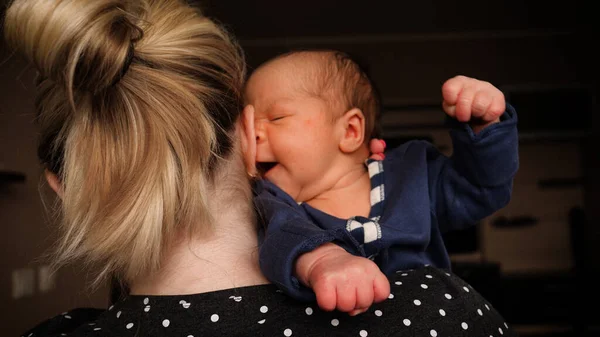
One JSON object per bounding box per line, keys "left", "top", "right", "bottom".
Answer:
{"left": 263, "top": 170, "right": 303, "bottom": 202}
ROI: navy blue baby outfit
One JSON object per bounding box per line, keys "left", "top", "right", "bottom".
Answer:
{"left": 254, "top": 105, "right": 519, "bottom": 301}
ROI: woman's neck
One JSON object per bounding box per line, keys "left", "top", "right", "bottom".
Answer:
{"left": 130, "top": 153, "right": 270, "bottom": 296}
{"left": 130, "top": 221, "right": 269, "bottom": 295}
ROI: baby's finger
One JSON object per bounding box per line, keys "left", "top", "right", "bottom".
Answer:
{"left": 313, "top": 280, "right": 337, "bottom": 311}
{"left": 369, "top": 139, "right": 386, "bottom": 154}
{"left": 441, "top": 75, "right": 465, "bottom": 105}
{"left": 455, "top": 85, "right": 476, "bottom": 123}
{"left": 475, "top": 98, "right": 506, "bottom": 125}
{"left": 442, "top": 101, "right": 456, "bottom": 118}
{"left": 335, "top": 284, "right": 357, "bottom": 312}
{"left": 355, "top": 284, "right": 374, "bottom": 310}
{"left": 373, "top": 274, "right": 391, "bottom": 303}
{"left": 471, "top": 90, "right": 493, "bottom": 119}
{"left": 348, "top": 308, "right": 369, "bottom": 316}
{"left": 487, "top": 94, "right": 506, "bottom": 119}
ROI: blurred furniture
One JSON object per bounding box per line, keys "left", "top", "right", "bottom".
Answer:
{"left": 0, "top": 170, "right": 26, "bottom": 184}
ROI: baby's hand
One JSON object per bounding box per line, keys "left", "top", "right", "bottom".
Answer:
{"left": 441, "top": 75, "right": 506, "bottom": 133}
{"left": 295, "top": 243, "right": 390, "bottom": 314}
{"left": 369, "top": 139, "right": 386, "bottom": 160}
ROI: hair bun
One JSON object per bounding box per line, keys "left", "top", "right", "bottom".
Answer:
{"left": 4, "top": 0, "right": 143, "bottom": 93}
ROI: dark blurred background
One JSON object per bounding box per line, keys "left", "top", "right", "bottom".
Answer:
{"left": 1, "top": 1, "right": 598, "bottom": 336}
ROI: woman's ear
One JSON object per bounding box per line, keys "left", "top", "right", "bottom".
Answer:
{"left": 44, "top": 169, "right": 63, "bottom": 199}
{"left": 240, "top": 104, "right": 257, "bottom": 176}
{"left": 338, "top": 108, "right": 366, "bottom": 153}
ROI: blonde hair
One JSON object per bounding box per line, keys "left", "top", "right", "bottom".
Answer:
{"left": 4, "top": 0, "right": 246, "bottom": 285}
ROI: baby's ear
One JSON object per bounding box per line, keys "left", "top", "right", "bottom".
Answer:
{"left": 338, "top": 108, "right": 366, "bottom": 153}
{"left": 240, "top": 105, "right": 257, "bottom": 176}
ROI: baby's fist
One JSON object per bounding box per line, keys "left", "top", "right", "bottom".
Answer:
{"left": 296, "top": 243, "right": 390, "bottom": 313}
{"left": 442, "top": 75, "right": 505, "bottom": 131}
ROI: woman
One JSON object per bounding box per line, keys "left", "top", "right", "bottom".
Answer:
{"left": 5, "top": 0, "right": 516, "bottom": 336}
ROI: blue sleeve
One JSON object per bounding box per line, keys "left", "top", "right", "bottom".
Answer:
{"left": 254, "top": 181, "right": 361, "bottom": 302}
{"left": 428, "top": 103, "right": 519, "bottom": 233}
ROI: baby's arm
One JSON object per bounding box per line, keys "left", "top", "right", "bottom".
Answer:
{"left": 295, "top": 242, "right": 390, "bottom": 314}
{"left": 255, "top": 181, "right": 390, "bottom": 313}
{"left": 256, "top": 181, "right": 387, "bottom": 307}
{"left": 429, "top": 75, "right": 518, "bottom": 232}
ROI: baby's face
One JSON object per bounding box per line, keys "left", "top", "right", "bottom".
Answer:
{"left": 245, "top": 63, "right": 341, "bottom": 202}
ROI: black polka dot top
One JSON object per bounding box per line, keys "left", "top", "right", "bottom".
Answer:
{"left": 22, "top": 266, "right": 517, "bottom": 337}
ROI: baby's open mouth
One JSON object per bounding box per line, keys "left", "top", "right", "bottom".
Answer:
{"left": 256, "top": 162, "right": 277, "bottom": 177}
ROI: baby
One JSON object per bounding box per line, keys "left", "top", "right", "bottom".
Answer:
{"left": 242, "top": 50, "right": 518, "bottom": 315}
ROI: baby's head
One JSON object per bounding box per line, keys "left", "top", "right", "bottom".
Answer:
{"left": 245, "top": 50, "right": 381, "bottom": 201}
{"left": 246, "top": 50, "right": 380, "bottom": 141}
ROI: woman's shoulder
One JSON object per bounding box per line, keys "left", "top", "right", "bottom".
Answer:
{"left": 21, "top": 308, "right": 105, "bottom": 336}
{"left": 22, "top": 269, "right": 516, "bottom": 336}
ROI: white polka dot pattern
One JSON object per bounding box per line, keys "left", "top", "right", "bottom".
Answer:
{"left": 23, "top": 266, "right": 514, "bottom": 337}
